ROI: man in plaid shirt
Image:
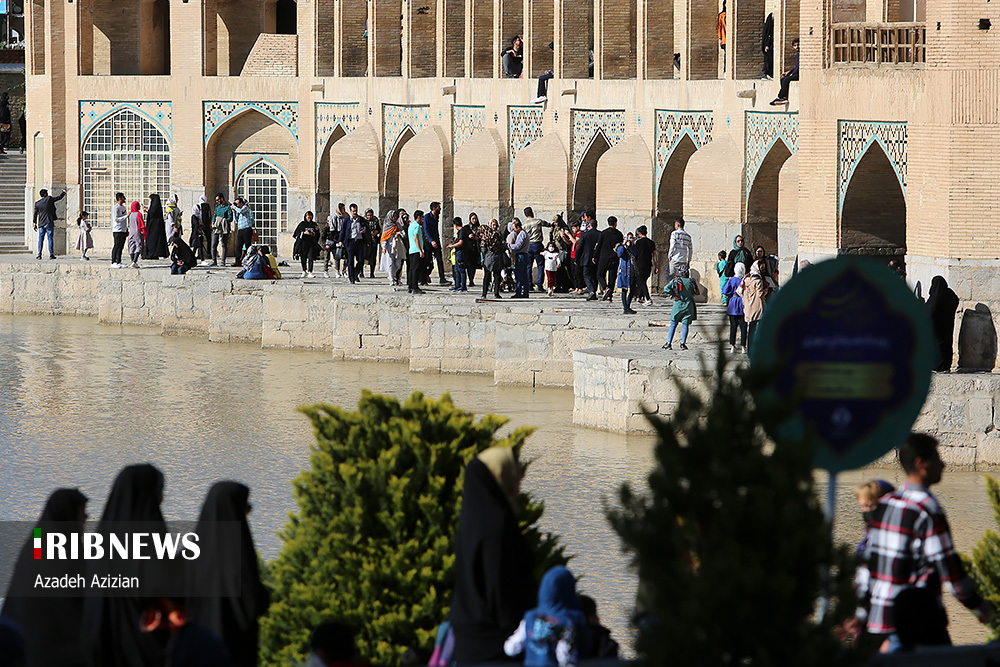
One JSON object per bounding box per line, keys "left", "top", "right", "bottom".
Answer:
{"left": 857, "top": 433, "right": 991, "bottom": 650}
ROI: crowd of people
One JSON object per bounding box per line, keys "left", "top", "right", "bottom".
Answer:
{"left": 0, "top": 449, "right": 620, "bottom": 667}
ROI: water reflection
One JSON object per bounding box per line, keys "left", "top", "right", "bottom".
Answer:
{"left": 0, "top": 314, "right": 993, "bottom": 648}
{"left": 0, "top": 315, "right": 655, "bottom": 647}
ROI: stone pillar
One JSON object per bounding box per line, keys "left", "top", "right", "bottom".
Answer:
{"left": 365, "top": 0, "right": 393, "bottom": 76}
{"left": 732, "top": 0, "right": 763, "bottom": 80}
{"left": 686, "top": 0, "right": 718, "bottom": 80}
{"left": 597, "top": 0, "right": 636, "bottom": 79}
{"left": 641, "top": 0, "right": 674, "bottom": 79}
{"left": 203, "top": 0, "right": 218, "bottom": 75}
{"left": 170, "top": 0, "right": 207, "bottom": 77}
{"left": 406, "top": 0, "right": 436, "bottom": 77}
{"left": 557, "top": 0, "right": 591, "bottom": 78}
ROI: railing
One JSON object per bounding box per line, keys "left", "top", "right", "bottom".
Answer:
{"left": 831, "top": 22, "right": 926, "bottom": 66}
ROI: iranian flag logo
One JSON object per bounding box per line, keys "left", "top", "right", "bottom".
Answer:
{"left": 33, "top": 528, "right": 41, "bottom": 559}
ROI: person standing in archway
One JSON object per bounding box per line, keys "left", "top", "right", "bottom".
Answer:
{"left": 926, "top": 276, "right": 959, "bottom": 372}
{"left": 211, "top": 193, "right": 233, "bottom": 267}
{"left": 232, "top": 197, "right": 256, "bottom": 266}
{"left": 143, "top": 193, "right": 169, "bottom": 259}
{"left": 667, "top": 217, "right": 692, "bottom": 281}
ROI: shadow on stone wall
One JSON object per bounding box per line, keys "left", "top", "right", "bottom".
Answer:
{"left": 958, "top": 304, "right": 998, "bottom": 372}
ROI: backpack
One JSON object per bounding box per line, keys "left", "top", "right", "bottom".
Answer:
{"left": 723, "top": 256, "right": 736, "bottom": 278}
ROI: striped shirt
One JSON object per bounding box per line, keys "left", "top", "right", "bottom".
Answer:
{"left": 857, "top": 483, "right": 986, "bottom": 635}
{"left": 668, "top": 228, "right": 692, "bottom": 264}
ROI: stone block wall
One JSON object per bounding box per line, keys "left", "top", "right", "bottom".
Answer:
{"left": 240, "top": 34, "right": 298, "bottom": 76}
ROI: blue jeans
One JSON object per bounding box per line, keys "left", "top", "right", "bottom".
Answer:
{"left": 514, "top": 252, "right": 530, "bottom": 296}
{"left": 171, "top": 262, "right": 189, "bottom": 275}
{"left": 528, "top": 242, "right": 544, "bottom": 288}
{"left": 37, "top": 224, "right": 54, "bottom": 257}
{"left": 453, "top": 251, "right": 467, "bottom": 290}
{"left": 668, "top": 321, "right": 690, "bottom": 344}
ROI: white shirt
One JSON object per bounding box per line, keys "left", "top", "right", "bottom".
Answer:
{"left": 112, "top": 203, "right": 128, "bottom": 234}
{"left": 668, "top": 228, "right": 692, "bottom": 264}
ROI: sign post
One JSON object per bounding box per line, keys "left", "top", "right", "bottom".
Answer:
{"left": 749, "top": 257, "right": 935, "bottom": 618}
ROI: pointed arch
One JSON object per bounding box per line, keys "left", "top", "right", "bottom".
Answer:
{"left": 573, "top": 131, "right": 612, "bottom": 215}
{"left": 317, "top": 124, "right": 348, "bottom": 221}
{"left": 383, "top": 126, "right": 417, "bottom": 208}
{"left": 745, "top": 139, "right": 793, "bottom": 254}
{"left": 840, "top": 142, "right": 906, "bottom": 256}
{"left": 82, "top": 109, "right": 171, "bottom": 229}
{"left": 205, "top": 107, "right": 298, "bottom": 197}
{"left": 656, "top": 134, "right": 698, "bottom": 222}
{"left": 235, "top": 158, "right": 288, "bottom": 249}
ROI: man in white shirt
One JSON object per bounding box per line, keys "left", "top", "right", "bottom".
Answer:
{"left": 110, "top": 191, "right": 129, "bottom": 268}
{"left": 667, "top": 217, "right": 693, "bottom": 280}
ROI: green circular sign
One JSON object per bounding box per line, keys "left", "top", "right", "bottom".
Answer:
{"left": 749, "top": 257, "right": 935, "bottom": 473}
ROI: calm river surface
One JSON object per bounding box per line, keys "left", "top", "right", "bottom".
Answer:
{"left": 0, "top": 314, "right": 995, "bottom": 648}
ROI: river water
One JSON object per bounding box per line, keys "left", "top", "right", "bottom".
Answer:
{"left": 0, "top": 314, "right": 995, "bottom": 649}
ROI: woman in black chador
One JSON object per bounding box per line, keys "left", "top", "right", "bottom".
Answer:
{"left": 1, "top": 488, "right": 89, "bottom": 666}
{"left": 143, "top": 193, "right": 169, "bottom": 259}
{"left": 82, "top": 464, "right": 170, "bottom": 667}
{"left": 187, "top": 481, "right": 270, "bottom": 666}
{"left": 926, "top": 275, "right": 960, "bottom": 372}
{"left": 449, "top": 447, "right": 536, "bottom": 664}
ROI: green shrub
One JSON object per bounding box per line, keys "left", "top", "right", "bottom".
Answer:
{"left": 259, "top": 390, "right": 568, "bottom": 666}
{"left": 966, "top": 475, "right": 1000, "bottom": 640}
{"left": 607, "top": 354, "right": 864, "bottom": 666}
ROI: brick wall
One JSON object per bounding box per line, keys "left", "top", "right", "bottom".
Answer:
{"left": 732, "top": 0, "right": 764, "bottom": 80}
{"left": 512, "top": 134, "right": 569, "bottom": 216}
{"left": 595, "top": 135, "right": 653, "bottom": 216}
{"left": 779, "top": 0, "right": 798, "bottom": 74}
{"left": 207, "top": 111, "right": 298, "bottom": 193}
{"left": 454, "top": 130, "right": 504, "bottom": 205}
{"left": 469, "top": 0, "right": 493, "bottom": 76}
{"left": 656, "top": 136, "right": 697, "bottom": 219}
{"left": 746, "top": 142, "right": 792, "bottom": 253}
{"left": 558, "top": 0, "right": 591, "bottom": 78}
{"left": 315, "top": 0, "right": 335, "bottom": 75}
{"left": 330, "top": 124, "right": 382, "bottom": 203}
{"left": 643, "top": 0, "right": 674, "bottom": 79}
{"left": 443, "top": 0, "right": 465, "bottom": 76}
{"left": 526, "top": 0, "right": 553, "bottom": 78}
{"left": 399, "top": 127, "right": 448, "bottom": 208}
{"left": 599, "top": 0, "right": 636, "bottom": 79}
{"left": 30, "top": 0, "right": 44, "bottom": 75}
{"left": 370, "top": 0, "right": 399, "bottom": 77}
{"left": 241, "top": 34, "right": 298, "bottom": 75}
{"left": 217, "top": 0, "right": 264, "bottom": 75}
{"left": 407, "top": 0, "right": 436, "bottom": 77}
{"left": 687, "top": 0, "right": 718, "bottom": 80}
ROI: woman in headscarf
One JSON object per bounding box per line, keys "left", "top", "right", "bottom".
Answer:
{"left": 0, "top": 92, "right": 12, "bottom": 154}
{"left": 450, "top": 447, "right": 536, "bottom": 664}
{"left": 725, "top": 234, "right": 753, "bottom": 279}
{"left": 164, "top": 194, "right": 183, "bottom": 240}
{"left": 127, "top": 201, "right": 146, "bottom": 268}
{"left": 82, "top": 464, "right": 170, "bottom": 667}
{"left": 466, "top": 212, "right": 483, "bottom": 288}
{"left": 144, "top": 193, "right": 169, "bottom": 259}
{"left": 662, "top": 266, "right": 698, "bottom": 350}
{"left": 187, "top": 481, "right": 269, "bottom": 667}
{"left": 379, "top": 209, "right": 405, "bottom": 285}
{"left": 189, "top": 195, "right": 206, "bottom": 261}
{"left": 503, "top": 566, "right": 590, "bottom": 667}
{"left": 199, "top": 196, "right": 214, "bottom": 261}
{"left": 293, "top": 211, "right": 321, "bottom": 278}
{"left": 2, "top": 489, "right": 89, "bottom": 667}
{"left": 723, "top": 263, "right": 747, "bottom": 353}
{"left": 740, "top": 259, "right": 772, "bottom": 354}
{"left": 926, "top": 275, "right": 960, "bottom": 372}
{"left": 363, "top": 208, "right": 381, "bottom": 279}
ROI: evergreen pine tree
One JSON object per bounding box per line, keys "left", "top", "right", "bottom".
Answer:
{"left": 967, "top": 475, "right": 1000, "bottom": 640}
{"left": 607, "top": 353, "right": 864, "bottom": 666}
{"left": 259, "top": 390, "right": 568, "bottom": 666}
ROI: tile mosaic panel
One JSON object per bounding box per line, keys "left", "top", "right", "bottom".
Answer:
{"left": 315, "top": 102, "right": 362, "bottom": 174}
{"left": 452, "top": 105, "right": 486, "bottom": 153}
{"left": 570, "top": 109, "right": 627, "bottom": 176}
{"left": 654, "top": 110, "right": 714, "bottom": 184}
{"left": 508, "top": 106, "right": 545, "bottom": 185}
{"left": 80, "top": 101, "right": 173, "bottom": 144}
{"left": 744, "top": 111, "right": 799, "bottom": 193}
{"left": 383, "top": 104, "right": 430, "bottom": 159}
{"left": 203, "top": 102, "right": 299, "bottom": 145}
{"left": 838, "top": 120, "right": 907, "bottom": 213}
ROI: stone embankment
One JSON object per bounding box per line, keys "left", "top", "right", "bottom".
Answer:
{"left": 2, "top": 260, "right": 995, "bottom": 468}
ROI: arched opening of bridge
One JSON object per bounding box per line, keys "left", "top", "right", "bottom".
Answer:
{"left": 840, "top": 143, "right": 906, "bottom": 258}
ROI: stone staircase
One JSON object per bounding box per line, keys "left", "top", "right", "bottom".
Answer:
{"left": 0, "top": 153, "right": 26, "bottom": 253}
